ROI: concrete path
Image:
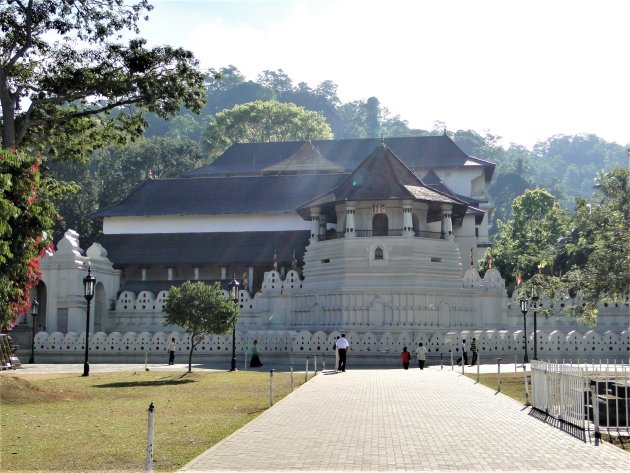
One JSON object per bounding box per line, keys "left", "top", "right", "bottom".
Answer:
{"left": 179, "top": 366, "right": 629, "bottom": 473}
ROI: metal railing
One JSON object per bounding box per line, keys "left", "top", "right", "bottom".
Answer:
{"left": 531, "top": 359, "right": 630, "bottom": 440}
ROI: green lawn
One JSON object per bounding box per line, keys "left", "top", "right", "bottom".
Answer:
{"left": 0, "top": 370, "right": 309, "bottom": 472}
{"left": 466, "top": 371, "right": 529, "bottom": 405}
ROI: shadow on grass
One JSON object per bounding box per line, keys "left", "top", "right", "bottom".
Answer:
{"left": 94, "top": 378, "right": 196, "bottom": 388}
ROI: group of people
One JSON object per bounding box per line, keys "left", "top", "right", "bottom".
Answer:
{"left": 455, "top": 338, "right": 478, "bottom": 367}
{"left": 167, "top": 335, "right": 478, "bottom": 370}
{"left": 400, "top": 343, "right": 428, "bottom": 370}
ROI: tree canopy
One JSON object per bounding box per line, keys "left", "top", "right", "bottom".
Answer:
{"left": 0, "top": 0, "right": 206, "bottom": 160}
{"left": 164, "top": 281, "right": 238, "bottom": 372}
{"left": 202, "top": 100, "right": 333, "bottom": 159}
{"left": 486, "top": 168, "right": 629, "bottom": 324}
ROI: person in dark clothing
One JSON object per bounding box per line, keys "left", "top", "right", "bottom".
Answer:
{"left": 469, "top": 338, "right": 478, "bottom": 366}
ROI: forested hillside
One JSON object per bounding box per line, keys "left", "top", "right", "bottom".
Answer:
{"left": 50, "top": 66, "right": 629, "bottom": 245}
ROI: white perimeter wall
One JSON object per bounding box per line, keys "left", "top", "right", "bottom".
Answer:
{"left": 103, "top": 213, "right": 310, "bottom": 234}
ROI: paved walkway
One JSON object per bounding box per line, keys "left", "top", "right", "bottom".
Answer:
{"left": 179, "top": 366, "right": 629, "bottom": 473}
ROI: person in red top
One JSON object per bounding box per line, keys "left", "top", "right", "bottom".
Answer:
{"left": 400, "top": 346, "right": 411, "bottom": 370}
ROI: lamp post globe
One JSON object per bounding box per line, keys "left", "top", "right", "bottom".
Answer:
{"left": 519, "top": 295, "right": 529, "bottom": 364}
{"left": 82, "top": 267, "right": 96, "bottom": 377}
{"left": 228, "top": 274, "right": 240, "bottom": 372}
{"left": 28, "top": 299, "right": 39, "bottom": 364}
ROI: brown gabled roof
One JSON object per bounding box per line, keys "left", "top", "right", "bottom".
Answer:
{"left": 296, "top": 144, "right": 468, "bottom": 222}
{"left": 261, "top": 141, "right": 346, "bottom": 175}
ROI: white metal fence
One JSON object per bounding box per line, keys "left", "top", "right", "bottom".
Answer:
{"left": 531, "top": 359, "right": 630, "bottom": 439}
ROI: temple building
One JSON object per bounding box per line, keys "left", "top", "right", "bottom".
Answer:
{"left": 17, "top": 136, "right": 629, "bottom": 363}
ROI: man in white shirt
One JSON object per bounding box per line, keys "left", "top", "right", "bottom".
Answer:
{"left": 456, "top": 339, "right": 468, "bottom": 366}
{"left": 416, "top": 343, "right": 428, "bottom": 369}
{"left": 336, "top": 334, "right": 349, "bottom": 372}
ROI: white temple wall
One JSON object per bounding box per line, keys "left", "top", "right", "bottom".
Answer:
{"left": 103, "top": 213, "right": 310, "bottom": 234}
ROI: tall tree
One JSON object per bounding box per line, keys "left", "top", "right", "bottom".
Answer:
{"left": 0, "top": 0, "right": 206, "bottom": 159}
{"left": 0, "top": 1, "right": 207, "bottom": 326}
{"left": 202, "top": 101, "right": 333, "bottom": 159}
{"left": 484, "top": 189, "right": 569, "bottom": 289}
{"left": 0, "top": 148, "right": 59, "bottom": 328}
{"left": 558, "top": 167, "right": 630, "bottom": 323}
{"left": 164, "top": 281, "right": 238, "bottom": 373}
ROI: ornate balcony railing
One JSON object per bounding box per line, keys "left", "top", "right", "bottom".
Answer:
{"left": 317, "top": 229, "right": 444, "bottom": 241}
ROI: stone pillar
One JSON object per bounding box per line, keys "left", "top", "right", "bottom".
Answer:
{"left": 345, "top": 205, "right": 356, "bottom": 238}
{"left": 318, "top": 215, "right": 327, "bottom": 239}
{"left": 441, "top": 204, "right": 453, "bottom": 241}
{"left": 193, "top": 267, "right": 200, "bottom": 280}
{"left": 141, "top": 267, "right": 147, "bottom": 281}
{"left": 402, "top": 204, "right": 413, "bottom": 238}
{"left": 310, "top": 208, "right": 320, "bottom": 241}
{"left": 167, "top": 267, "right": 173, "bottom": 281}
{"left": 221, "top": 267, "right": 227, "bottom": 279}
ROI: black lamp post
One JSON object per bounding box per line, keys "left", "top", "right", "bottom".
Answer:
{"left": 228, "top": 274, "right": 240, "bottom": 372}
{"left": 519, "top": 295, "right": 529, "bottom": 364}
{"left": 531, "top": 291, "right": 540, "bottom": 361}
{"left": 28, "top": 299, "right": 39, "bottom": 364}
{"left": 82, "top": 267, "right": 96, "bottom": 377}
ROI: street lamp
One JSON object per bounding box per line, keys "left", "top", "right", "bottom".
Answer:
{"left": 519, "top": 295, "right": 529, "bottom": 364}
{"left": 531, "top": 291, "right": 540, "bottom": 361}
{"left": 28, "top": 299, "right": 39, "bottom": 364}
{"left": 82, "top": 267, "right": 96, "bottom": 377}
{"left": 228, "top": 274, "right": 240, "bottom": 372}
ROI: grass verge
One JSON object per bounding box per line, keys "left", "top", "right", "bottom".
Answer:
{"left": 0, "top": 370, "right": 309, "bottom": 472}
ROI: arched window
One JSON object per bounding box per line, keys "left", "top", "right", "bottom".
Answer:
{"left": 372, "top": 213, "right": 388, "bottom": 236}
{"left": 374, "top": 247, "right": 384, "bottom": 260}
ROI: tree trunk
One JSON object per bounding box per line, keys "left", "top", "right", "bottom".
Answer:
{"left": 0, "top": 67, "right": 17, "bottom": 148}
{"left": 188, "top": 345, "right": 194, "bottom": 373}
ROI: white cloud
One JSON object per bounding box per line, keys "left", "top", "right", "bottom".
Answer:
{"left": 145, "top": 0, "right": 630, "bottom": 148}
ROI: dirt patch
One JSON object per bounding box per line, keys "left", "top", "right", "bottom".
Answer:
{"left": 0, "top": 376, "right": 69, "bottom": 404}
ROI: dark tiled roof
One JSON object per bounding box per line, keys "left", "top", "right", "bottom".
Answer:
{"left": 97, "top": 231, "right": 310, "bottom": 266}
{"left": 92, "top": 174, "right": 346, "bottom": 218}
{"left": 296, "top": 145, "right": 469, "bottom": 222}
{"left": 182, "top": 135, "right": 493, "bottom": 178}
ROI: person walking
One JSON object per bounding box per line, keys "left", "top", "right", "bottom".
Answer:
{"left": 168, "top": 337, "right": 176, "bottom": 365}
{"left": 250, "top": 339, "right": 263, "bottom": 367}
{"left": 469, "top": 338, "right": 478, "bottom": 366}
{"left": 400, "top": 346, "right": 411, "bottom": 370}
{"left": 333, "top": 336, "right": 340, "bottom": 372}
{"left": 336, "top": 334, "right": 349, "bottom": 372}
{"left": 416, "top": 342, "right": 428, "bottom": 369}
{"left": 456, "top": 339, "right": 468, "bottom": 366}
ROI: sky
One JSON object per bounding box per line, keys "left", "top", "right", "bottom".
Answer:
{"left": 142, "top": 0, "right": 630, "bottom": 149}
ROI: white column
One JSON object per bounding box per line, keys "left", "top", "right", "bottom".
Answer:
{"left": 221, "top": 267, "right": 227, "bottom": 279}
{"left": 345, "top": 205, "right": 356, "bottom": 238}
{"left": 141, "top": 267, "right": 147, "bottom": 281}
{"left": 441, "top": 204, "right": 453, "bottom": 241}
{"left": 318, "top": 215, "right": 327, "bottom": 239}
{"left": 167, "top": 267, "right": 173, "bottom": 281}
{"left": 403, "top": 204, "right": 413, "bottom": 238}
{"left": 248, "top": 266, "right": 254, "bottom": 293}
{"left": 310, "top": 208, "right": 320, "bottom": 241}
{"left": 193, "top": 267, "right": 199, "bottom": 280}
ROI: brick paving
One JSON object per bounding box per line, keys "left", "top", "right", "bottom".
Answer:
{"left": 179, "top": 366, "right": 629, "bottom": 472}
